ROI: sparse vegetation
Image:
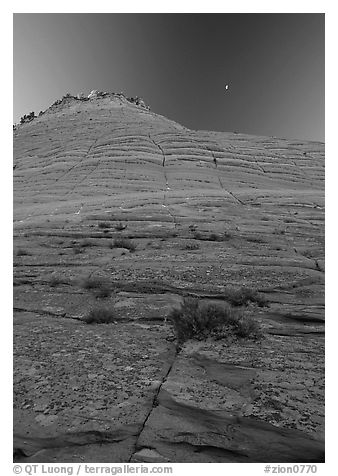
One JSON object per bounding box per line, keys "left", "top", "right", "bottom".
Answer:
{"left": 79, "top": 238, "right": 95, "bottom": 248}
{"left": 81, "top": 276, "right": 104, "bottom": 290}
{"left": 273, "top": 228, "right": 286, "bottom": 235}
{"left": 147, "top": 241, "right": 162, "bottom": 249}
{"left": 49, "top": 276, "right": 64, "bottom": 287}
{"left": 83, "top": 306, "right": 115, "bottom": 324}
{"left": 98, "top": 221, "right": 111, "bottom": 229}
{"left": 168, "top": 298, "right": 262, "bottom": 345}
{"left": 193, "top": 231, "right": 203, "bottom": 240}
{"left": 115, "top": 222, "right": 127, "bottom": 231}
{"left": 73, "top": 247, "right": 83, "bottom": 255}
{"left": 246, "top": 236, "right": 266, "bottom": 244}
{"left": 20, "top": 111, "right": 36, "bottom": 124}
{"left": 95, "top": 287, "right": 112, "bottom": 298}
{"left": 81, "top": 276, "right": 112, "bottom": 298}
{"left": 208, "top": 233, "right": 221, "bottom": 241}
{"left": 208, "top": 232, "right": 232, "bottom": 241}
{"left": 301, "top": 250, "right": 314, "bottom": 259}
{"left": 183, "top": 242, "right": 200, "bottom": 250}
{"left": 193, "top": 231, "right": 231, "bottom": 242}
{"left": 223, "top": 287, "right": 268, "bottom": 307}
{"left": 234, "top": 315, "right": 262, "bottom": 338}
{"left": 223, "top": 231, "right": 232, "bottom": 240}
{"left": 16, "top": 248, "right": 30, "bottom": 256}
{"left": 110, "top": 237, "right": 136, "bottom": 252}
{"left": 284, "top": 218, "right": 296, "bottom": 224}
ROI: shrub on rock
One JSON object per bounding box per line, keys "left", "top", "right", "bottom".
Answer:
{"left": 83, "top": 306, "right": 115, "bottom": 324}
{"left": 168, "top": 298, "right": 263, "bottom": 344}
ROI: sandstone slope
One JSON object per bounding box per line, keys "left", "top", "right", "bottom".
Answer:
{"left": 13, "top": 92, "right": 325, "bottom": 463}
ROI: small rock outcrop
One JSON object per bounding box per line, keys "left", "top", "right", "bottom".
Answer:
{"left": 15, "top": 90, "right": 150, "bottom": 129}
{"left": 19, "top": 111, "right": 36, "bottom": 125}
{"left": 85, "top": 89, "right": 150, "bottom": 110}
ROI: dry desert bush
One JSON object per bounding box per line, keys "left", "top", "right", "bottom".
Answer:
{"left": 223, "top": 286, "right": 267, "bottom": 307}
{"left": 16, "top": 248, "right": 30, "bottom": 256}
{"left": 98, "top": 221, "right": 111, "bottom": 229}
{"left": 81, "top": 276, "right": 112, "bottom": 298}
{"left": 168, "top": 297, "right": 263, "bottom": 345}
{"left": 83, "top": 306, "right": 115, "bottom": 324}
{"left": 110, "top": 237, "right": 136, "bottom": 252}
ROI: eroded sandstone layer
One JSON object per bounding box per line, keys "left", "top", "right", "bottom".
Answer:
{"left": 13, "top": 92, "right": 324, "bottom": 462}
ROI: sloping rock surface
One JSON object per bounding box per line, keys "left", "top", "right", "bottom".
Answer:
{"left": 13, "top": 93, "right": 324, "bottom": 462}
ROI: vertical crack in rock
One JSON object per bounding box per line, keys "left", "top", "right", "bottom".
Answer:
{"left": 148, "top": 134, "right": 177, "bottom": 228}
{"left": 148, "top": 134, "right": 166, "bottom": 168}
{"left": 207, "top": 145, "right": 246, "bottom": 206}
{"left": 203, "top": 144, "right": 218, "bottom": 168}
{"left": 194, "top": 138, "right": 247, "bottom": 207}
{"left": 53, "top": 136, "right": 99, "bottom": 185}
{"left": 128, "top": 347, "right": 179, "bottom": 462}
{"left": 63, "top": 137, "right": 101, "bottom": 198}
{"left": 254, "top": 158, "right": 266, "bottom": 174}
{"left": 224, "top": 187, "right": 246, "bottom": 206}
{"left": 314, "top": 259, "right": 324, "bottom": 272}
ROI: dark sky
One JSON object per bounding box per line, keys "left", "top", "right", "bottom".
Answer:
{"left": 13, "top": 13, "right": 325, "bottom": 141}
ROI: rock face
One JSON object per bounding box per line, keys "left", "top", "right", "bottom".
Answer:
{"left": 13, "top": 93, "right": 324, "bottom": 463}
